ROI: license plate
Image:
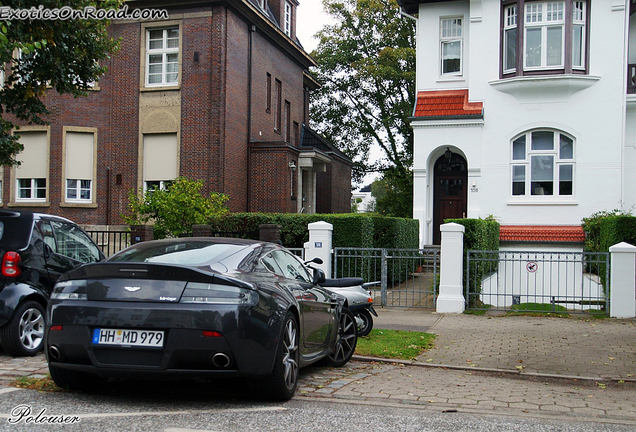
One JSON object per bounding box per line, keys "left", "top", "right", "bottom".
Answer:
{"left": 92, "top": 328, "right": 164, "bottom": 348}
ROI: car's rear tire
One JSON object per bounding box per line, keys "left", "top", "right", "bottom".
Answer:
{"left": 325, "top": 308, "right": 357, "bottom": 367}
{"left": 49, "top": 365, "right": 106, "bottom": 392}
{"left": 0, "top": 301, "right": 45, "bottom": 357}
{"left": 265, "top": 312, "right": 299, "bottom": 401}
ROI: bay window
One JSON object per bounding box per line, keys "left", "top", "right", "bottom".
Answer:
{"left": 501, "top": 1, "right": 588, "bottom": 77}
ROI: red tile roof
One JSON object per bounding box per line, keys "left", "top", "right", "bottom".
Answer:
{"left": 499, "top": 226, "right": 586, "bottom": 243}
{"left": 413, "top": 90, "right": 483, "bottom": 118}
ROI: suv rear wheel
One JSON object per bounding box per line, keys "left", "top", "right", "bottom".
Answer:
{"left": 0, "top": 301, "right": 45, "bottom": 356}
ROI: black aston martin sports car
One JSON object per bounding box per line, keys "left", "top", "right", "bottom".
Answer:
{"left": 45, "top": 237, "right": 357, "bottom": 400}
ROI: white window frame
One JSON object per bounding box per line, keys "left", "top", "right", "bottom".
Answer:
{"left": 510, "top": 130, "right": 574, "bottom": 198}
{"left": 17, "top": 178, "right": 47, "bottom": 202}
{"left": 66, "top": 179, "right": 92, "bottom": 202}
{"left": 571, "top": 1, "right": 586, "bottom": 70}
{"left": 145, "top": 27, "right": 180, "bottom": 87}
{"left": 523, "top": 1, "right": 565, "bottom": 71}
{"left": 440, "top": 17, "right": 463, "bottom": 76}
{"left": 144, "top": 180, "right": 171, "bottom": 193}
{"left": 284, "top": 2, "right": 292, "bottom": 37}
{"left": 503, "top": 5, "right": 518, "bottom": 74}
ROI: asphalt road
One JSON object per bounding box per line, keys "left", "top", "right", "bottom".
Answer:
{"left": 0, "top": 374, "right": 634, "bottom": 432}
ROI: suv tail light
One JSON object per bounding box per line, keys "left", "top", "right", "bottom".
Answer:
{"left": 2, "top": 251, "right": 22, "bottom": 277}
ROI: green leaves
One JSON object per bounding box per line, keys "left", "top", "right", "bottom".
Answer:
{"left": 0, "top": 0, "right": 122, "bottom": 166}
{"left": 122, "top": 177, "right": 230, "bottom": 239}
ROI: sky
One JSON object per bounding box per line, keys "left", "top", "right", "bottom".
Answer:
{"left": 296, "top": 1, "right": 332, "bottom": 53}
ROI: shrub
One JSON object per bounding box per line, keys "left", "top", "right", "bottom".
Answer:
{"left": 122, "top": 177, "right": 229, "bottom": 239}
{"left": 445, "top": 218, "right": 500, "bottom": 307}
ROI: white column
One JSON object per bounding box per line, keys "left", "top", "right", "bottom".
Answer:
{"left": 303, "top": 221, "right": 333, "bottom": 278}
{"left": 609, "top": 242, "right": 636, "bottom": 319}
{"left": 437, "top": 222, "right": 466, "bottom": 313}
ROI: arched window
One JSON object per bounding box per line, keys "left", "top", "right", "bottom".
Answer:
{"left": 511, "top": 130, "right": 574, "bottom": 197}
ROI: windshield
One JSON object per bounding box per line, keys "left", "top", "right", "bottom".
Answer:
{"left": 108, "top": 242, "right": 250, "bottom": 267}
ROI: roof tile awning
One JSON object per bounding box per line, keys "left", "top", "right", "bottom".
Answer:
{"left": 499, "top": 226, "right": 586, "bottom": 243}
{"left": 413, "top": 89, "right": 483, "bottom": 118}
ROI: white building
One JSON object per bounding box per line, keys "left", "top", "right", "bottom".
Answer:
{"left": 398, "top": 0, "right": 636, "bottom": 248}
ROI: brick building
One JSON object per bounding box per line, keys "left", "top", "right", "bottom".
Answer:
{"left": 5, "top": 0, "right": 352, "bottom": 225}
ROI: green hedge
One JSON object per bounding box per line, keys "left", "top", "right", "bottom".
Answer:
{"left": 207, "top": 212, "right": 418, "bottom": 249}
{"left": 445, "top": 218, "right": 500, "bottom": 307}
{"left": 599, "top": 215, "right": 636, "bottom": 251}
{"left": 207, "top": 213, "right": 419, "bottom": 283}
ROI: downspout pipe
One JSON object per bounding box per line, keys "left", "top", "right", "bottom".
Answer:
{"left": 247, "top": 24, "right": 255, "bottom": 212}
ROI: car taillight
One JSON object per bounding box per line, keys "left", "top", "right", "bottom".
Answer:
{"left": 1, "top": 251, "right": 21, "bottom": 277}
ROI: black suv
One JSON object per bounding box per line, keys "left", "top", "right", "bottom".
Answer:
{"left": 0, "top": 211, "right": 104, "bottom": 356}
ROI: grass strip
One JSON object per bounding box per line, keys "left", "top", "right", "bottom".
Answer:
{"left": 355, "top": 329, "right": 435, "bottom": 360}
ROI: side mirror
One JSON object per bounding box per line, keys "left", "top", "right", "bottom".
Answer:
{"left": 305, "top": 257, "right": 323, "bottom": 265}
{"left": 313, "top": 268, "right": 326, "bottom": 285}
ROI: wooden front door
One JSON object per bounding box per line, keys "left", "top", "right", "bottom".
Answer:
{"left": 433, "top": 152, "right": 468, "bottom": 244}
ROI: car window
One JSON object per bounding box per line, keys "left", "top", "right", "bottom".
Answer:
{"left": 49, "top": 221, "right": 101, "bottom": 263}
{"left": 261, "top": 253, "right": 284, "bottom": 276}
{"left": 40, "top": 221, "right": 57, "bottom": 252}
{"left": 271, "top": 250, "right": 312, "bottom": 283}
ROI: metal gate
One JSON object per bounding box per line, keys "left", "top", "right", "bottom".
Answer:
{"left": 466, "top": 250, "right": 609, "bottom": 314}
{"left": 333, "top": 247, "right": 440, "bottom": 308}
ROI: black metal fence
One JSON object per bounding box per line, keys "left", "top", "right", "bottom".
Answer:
{"left": 466, "top": 250, "right": 609, "bottom": 314}
{"left": 333, "top": 247, "right": 440, "bottom": 308}
{"left": 85, "top": 230, "right": 131, "bottom": 257}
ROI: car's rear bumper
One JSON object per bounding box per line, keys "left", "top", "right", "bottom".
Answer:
{"left": 46, "top": 301, "right": 282, "bottom": 378}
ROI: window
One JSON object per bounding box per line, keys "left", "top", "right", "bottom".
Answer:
{"left": 143, "top": 134, "right": 178, "bottom": 193}
{"left": 49, "top": 221, "right": 102, "bottom": 263}
{"left": 501, "top": 1, "right": 587, "bottom": 76}
{"left": 266, "top": 73, "right": 272, "bottom": 113}
{"left": 146, "top": 27, "right": 179, "bottom": 86}
{"left": 284, "top": 100, "right": 291, "bottom": 143}
{"left": 284, "top": 1, "right": 292, "bottom": 37}
{"left": 511, "top": 130, "right": 574, "bottom": 197}
{"left": 293, "top": 121, "right": 299, "bottom": 147}
{"left": 15, "top": 131, "right": 48, "bottom": 203}
{"left": 440, "top": 17, "right": 463, "bottom": 76}
{"left": 66, "top": 180, "right": 91, "bottom": 201}
{"left": 64, "top": 131, "right": 95, "bottom": 203}
{"left": 274, "top": 79, "right": 282, "bottom": 133}
{"left": 18, "top": 179, "right": 46, "bottom": 200}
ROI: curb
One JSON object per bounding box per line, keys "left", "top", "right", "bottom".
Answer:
{"left": 351, "top": 355, "right": 636, "bottom": 383}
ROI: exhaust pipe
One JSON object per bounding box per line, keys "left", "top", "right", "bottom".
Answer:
{"left": 49, "top": 345, "right": 62, "bottom": 361}
{"left": 211, "top": 352, "right": 231, "bottom": 368}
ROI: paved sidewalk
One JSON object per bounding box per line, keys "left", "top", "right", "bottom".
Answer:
{"left": 371, "top": 308, "right": 636, "bottom": 380}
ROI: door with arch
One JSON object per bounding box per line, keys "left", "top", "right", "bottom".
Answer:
{"left": 433, "top": 152, "right": 467, "bottom": 244}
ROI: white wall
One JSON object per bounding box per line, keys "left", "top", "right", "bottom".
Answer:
{"left": 413, "top": 0, "right": 631, "bottom": 246}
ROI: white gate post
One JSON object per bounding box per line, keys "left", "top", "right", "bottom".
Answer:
{"left": 304, "top": 221, "right": 333, "bottom": 278}
{"left": 437, "top": 223, "right": 466, "bottom": 314}
{"left": 609, "top": 242, "right": 636, "bottom": 319}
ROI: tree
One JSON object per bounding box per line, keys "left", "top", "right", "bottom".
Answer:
{"left": 122, "top": 177, "right": 230, "bottom": 239}
{"left": 370, "top": 166, "right": 412, "bottom": 218}
{"left": 310, "top": 0, "right": 416, "bottom": 197}
{"left": 0, "top": 0, "right": 122, "bottom": 166}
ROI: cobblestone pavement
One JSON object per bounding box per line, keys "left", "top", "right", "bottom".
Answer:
{"left": 296, "top": 361, "right": 636, "bottom": 425}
